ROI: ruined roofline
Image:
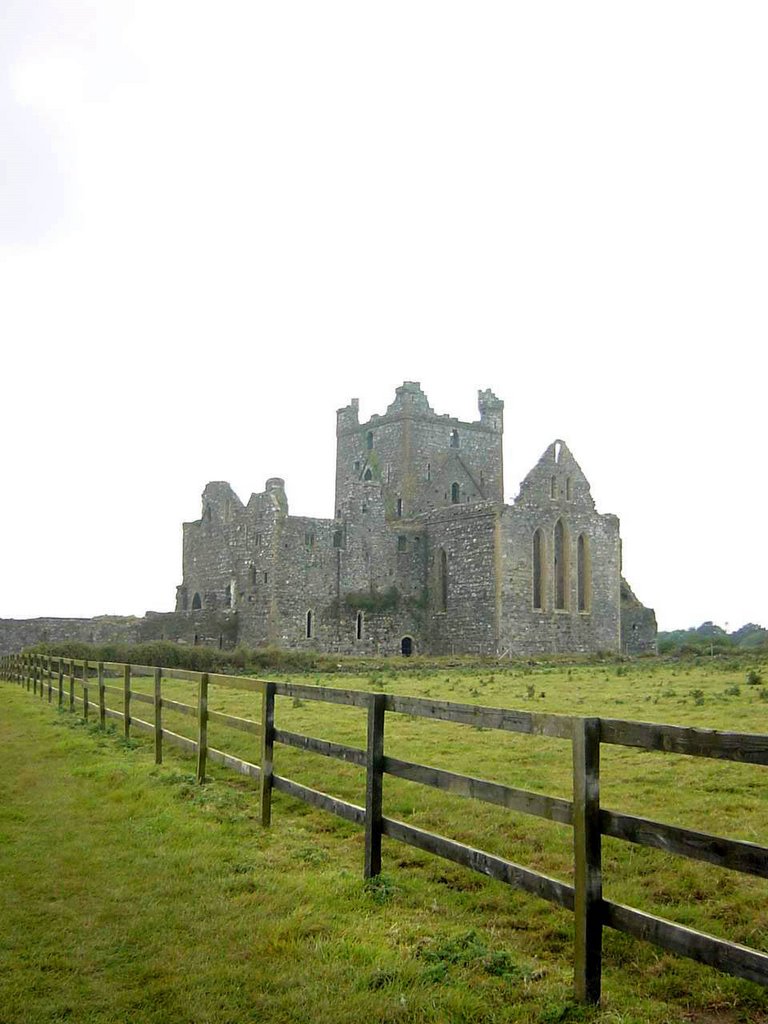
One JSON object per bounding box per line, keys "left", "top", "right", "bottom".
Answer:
{"left": 337, "top": 381, "right": 503, "bottom": 435}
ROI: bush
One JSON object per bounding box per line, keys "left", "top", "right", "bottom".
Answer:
{"left": 746, "top": 669, "right": 763, "bottom": 686}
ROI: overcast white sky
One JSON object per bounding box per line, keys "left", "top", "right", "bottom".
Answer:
{"left": 1, "top": 2, "right": 765, "bottom": 633}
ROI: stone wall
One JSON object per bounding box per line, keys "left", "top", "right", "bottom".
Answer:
{"left": 0, "top": 616, "right": 141, "bottom": 655}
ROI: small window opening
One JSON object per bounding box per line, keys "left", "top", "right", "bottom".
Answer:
{"left": 396, "top": 498, "right": 403, "bottom": 518}
{"left": 250, "top": 565, "right": 258, "bottom": 586}
{"left": 401, "top": 636, "right": 413, "bottom": 657}
{"left": 254, "top": 533, "right": 261, "bottom": 548}
{"left": 306, "top": 610, "right": 313, "bottom": 639}
{"left": 192, "top": 592, "right": 202, "bottom": 610}
{"left": 224, "top": 584, "right": 232, "bottom": 608}
{"left": 263, "top": 571, "right": 268, "bottom": 584}
{"left": 566, "top": 477, "right": 572, "bottom": 501}
{"left": 305, "top": 531, "right": 315, "bottom": 550}
{"left": 450, "top": 429, "right": 459, "bottom": 448}
{"left": 555, "top": 441, "right": 562, "bottom": 463}
{"left": 366, "top": 431, "right": 374, "bottom": 450}
{"left": 333, "top": 530, "right": 344, "bottom": 548}
{"left": 397, "top": 535, "right": 407, "bottom": 552}
{"left": 451, "top": 482, "right": 460, "bottom": 504}
{"left": 550, "top": 476, "right": 557, "bottom": 499}
{"left": 356, "top": 611, "right": 363, "bottom": 641}
{"left": 354, "top": 460, "right": 360, "bottom": 471}
{"left": 427, "top": 463, "right": 431, "bottom": 481}
{"left": 387, "top": 465, "right": 391, "bottom": 483}
{"left": 363, "top": 468, "right": 373, "bottom": 481}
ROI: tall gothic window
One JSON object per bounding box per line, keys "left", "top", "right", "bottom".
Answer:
{"left": 439, "top": 548, "right": 448, "bottom": 611}
{"left": 533, "top": 529, "right": 544, "bottom": 610}
{"left": 554, "top": 518, "right": 567, "bottom": 610}
{"left": 578, "top": 534, "right": 591, "bottom": 612}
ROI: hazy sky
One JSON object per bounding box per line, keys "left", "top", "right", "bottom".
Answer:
{"left": 2, "top": 2, "right": 765, "bottom": 633}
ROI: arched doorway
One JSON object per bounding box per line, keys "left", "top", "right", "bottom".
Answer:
{"left": 401, "top": 636, "right": 413, "bottom": 657}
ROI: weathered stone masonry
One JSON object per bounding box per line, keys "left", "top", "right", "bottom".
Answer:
{"left": 172, "top": 382, "right": 656, "bottom": 656}
{"left": 0, "top": 383, "right": 655, "bottom": 657}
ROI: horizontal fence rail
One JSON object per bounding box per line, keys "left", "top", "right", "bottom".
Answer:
{"left": 2, "top": 651, "right": 767, "bottom": 1005}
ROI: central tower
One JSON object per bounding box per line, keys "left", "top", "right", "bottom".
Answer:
{"left": 335, "top": 381, "right": 504, "bottom": 520}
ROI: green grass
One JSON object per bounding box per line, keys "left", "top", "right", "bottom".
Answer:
{"left": 2, "top": 654, "right": 768, "bottom": 1023}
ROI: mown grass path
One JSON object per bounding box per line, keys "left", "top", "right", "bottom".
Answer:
{"left": 1, "top": 674, "right": 767, "bottom": 1024}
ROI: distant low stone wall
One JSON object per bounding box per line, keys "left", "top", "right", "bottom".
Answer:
{"left": 0, "top": 617, "right": 141, "bottom": 655}
{"left": 0, "top": 610, "right": 239, "bottom": 656}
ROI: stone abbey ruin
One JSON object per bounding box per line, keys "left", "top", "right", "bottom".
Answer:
{"left": 0, "top": 382, "right": 655, "bottom": 656}
{"left": 174, "top": 382, "right": 655, "bottom": 656}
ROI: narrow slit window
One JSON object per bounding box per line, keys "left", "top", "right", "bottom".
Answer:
{"left": 306, "top": 610, "right": 313, "bottom": 639}
{"left": 439, "top": 548, "right": 448, "bottom": 611}
{"left": 450, "top": 429, "right": 459, "bottom": 448}
{"left": 356, "top": 611, "right": 363, "bottom": 640}
{"left": 451, "top": 482, "right": 460, "bottom": 504}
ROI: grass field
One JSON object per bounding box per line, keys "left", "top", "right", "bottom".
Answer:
{"left": 1, "top": 654, "right": 767, "bottom": 1023}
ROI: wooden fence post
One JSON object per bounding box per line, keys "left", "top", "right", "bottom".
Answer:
{"left": 154, "top": 668, "right": 163, "bottom": 764}
{"left": 69, "top": 660, "right": 75, "bottom": 712}
{"left": 259, "top": 682, "right": 276, "bottom": 826}
{"left": 573, "top": 716, "right": 603, "bottom": 1004}
{"left": 47, "top": 657, "right": 53, "bottom": 703}
{"left": 123, "top": 664, "right": 131, "bottom": 740}
{"left": 98, "top": 662, "right": 106, "bottom": 729}
{"left": 58, "top": 660, "right": 64, "bottom": 707}
{"left": 364, "top": 692, "right": 386, "bottom": 879}
{"left": 33, "top": 654, "right": 38, "bottom": 696}
{"left": 196, "top": 672, "right": 209, "bottom": 784}
{"left": 82, "top": 660, "right": 89, "bottom": 722}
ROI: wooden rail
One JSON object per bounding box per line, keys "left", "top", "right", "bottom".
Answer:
{"left": 2, "top": 651, "right": 767, "bottom": 1004}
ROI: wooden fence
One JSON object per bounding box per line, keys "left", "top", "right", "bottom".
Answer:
{"left": 2, "top": 651, "right": 768, "bottom": 1004}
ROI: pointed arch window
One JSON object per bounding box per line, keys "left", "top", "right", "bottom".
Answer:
{"left": 192, "top": 592, "right": 202, "bottom": 610}
{"left": 532, "top": 529, "right": 544, "bottom": 610}
{"left": 578, "top": 534, "right": 591, "bottom": 612}
{"left": 366, "top": 431, "right": 374, "bottom": 450}
{"left": 554, "top": 519, "right": 568, "bottom": 610}
{"left": 450, "top": 429, "right": 459, "bottom": 448}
